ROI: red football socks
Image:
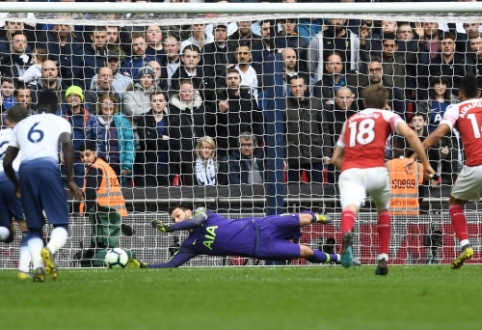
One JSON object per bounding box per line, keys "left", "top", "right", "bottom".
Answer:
{"left": 377, "top": 211, "right": 391, "bottom": 255}
{"left": 449, "top": 205, "right": 469, "bottom": 241}
{"left": 341, "top": 209, "right": 356, "bottom": 234}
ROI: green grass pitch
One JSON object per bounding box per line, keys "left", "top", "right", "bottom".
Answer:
{"left": 1, "top": 266, "right": 481, "bottom": 330}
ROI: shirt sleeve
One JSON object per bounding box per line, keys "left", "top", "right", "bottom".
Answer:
{"left": 148, "top": 246, "right": 197, "bottom": 268}
{"left": 440, "top": 104, "right": 458, "bottom": 130}
{"left": 382, "top": 111, "right": 404, "bottom": 134}
{"left": 8, "top": 126, "right": 19, "bottom": 148}
{"left": 170, "top": 208, "right": 211, "bottom": 231}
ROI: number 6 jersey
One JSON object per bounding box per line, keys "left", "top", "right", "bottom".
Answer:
{"left": 9, "top": 113, "right": 72, "bottom": 164}
{"left": 337, "top": 108, "right": 404, "bottom": 171}
{"left": 441, "top": 99, "right": 482, "bottom": 167}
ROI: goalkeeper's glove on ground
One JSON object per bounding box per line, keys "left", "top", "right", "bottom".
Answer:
{"left": 126, "top": 258, "right": 149, "bottom": 269}
{"left": 151, "top": 219, "right": 173, "bottom": 233}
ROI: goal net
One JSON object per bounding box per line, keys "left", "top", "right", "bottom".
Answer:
{"left": 0, "top": 2, "right": 481, "bottom": 269}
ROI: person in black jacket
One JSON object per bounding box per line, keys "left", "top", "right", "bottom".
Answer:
{"left": 203, "top": 23, "right": 232, "bottom": 90}
{"left": 136, "top": 91, "right": 171, "bottom": 187}
{"left": 168, "top": 80, "right": 215, "bottom": 185}
{"left": 169, "top": 44, "right": 215, "bottom": 101}
{"left": 214, "top": 68, "right": 264, "bottom": 159}
{"left": 324, "top": 86, "right": 357, "bottom": 184}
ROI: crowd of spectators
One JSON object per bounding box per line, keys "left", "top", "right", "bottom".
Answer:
{"left": 0, "top": 0, "right": 474, "bottom": 187}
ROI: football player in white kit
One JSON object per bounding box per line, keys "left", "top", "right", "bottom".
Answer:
{"left": 3, "top": 90, "right": 83, "bottom": 282}
{"left": 0, "top": 105, "right": 32, "bottom": 279}
{"left": 332, "top": 85, "right": 434, "bottom": 275}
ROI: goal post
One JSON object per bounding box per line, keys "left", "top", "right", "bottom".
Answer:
{"left": 0, "top": 2, "right": 480, "bottom": 268}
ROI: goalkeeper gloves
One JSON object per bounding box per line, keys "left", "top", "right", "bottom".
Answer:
{"left": 151, "top": 219, "right": 173, "bottom": 233}
{"left": 126, "top": 258, "right": 149, "bottom": 269}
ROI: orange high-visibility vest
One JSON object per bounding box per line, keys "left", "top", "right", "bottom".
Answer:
{"left": 79, "top": 158, "right": 128, "bottom": 217}
{"left": 386, "top": 157, "right": 424, "bottom": 215}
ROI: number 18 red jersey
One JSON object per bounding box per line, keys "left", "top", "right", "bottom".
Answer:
{"left": 337, "top": 108, "right": 403, "bottom": 172}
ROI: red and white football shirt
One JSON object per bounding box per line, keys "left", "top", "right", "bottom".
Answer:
{"left": 337, "top": 108, "right": 403, "bottom": 171}
{"left": 441, "top": 99, "right": 482, "bottom": 167}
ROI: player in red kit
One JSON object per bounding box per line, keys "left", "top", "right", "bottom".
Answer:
{"left": 408, "top": 74, "right": 480, "bottom": 269}
{"left": 332, "top": 85, "right": 434, "bottom": 275}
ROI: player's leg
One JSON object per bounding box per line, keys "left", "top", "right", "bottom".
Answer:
{"left": 449, "top": 197, "right": 472, "bottom": 269}
{"left": 0, "top": 181, "right": 15, "bottom": 243}
{"left": 39, "top": 170, "right": 70, "bottom": 280}
{"left": 17, "top": 220, "right": 33, "bottom": 280}
{"left": 299, "top": 244, "right": 339, "bottom": 264}
{"left": 258, "top": 239, "right": 339, "bottom": 264}
{"left": 2, "top": 179, "right": 33, "bottom": 279}
{"left": 19, "top": 171, "right": 47, "bottom": 282}
{"left": 367, "top": 167, "right": 391, "bottom": 276}
{"left": 448, "top": 165, "right": 479, "bottom": 269}
{"left": 338, "top": 169, "right": 366, "bottom": 268}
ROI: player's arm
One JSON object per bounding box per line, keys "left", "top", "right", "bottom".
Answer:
{"left": 397, "top": 121, "right": 434, "bottom": 176}
{"left": 127, "top": 246, "right": 198, "bottom": 269}
{"left": 3, "top": 146, "right": 20, "bottom": 190}
{"left": 149, "top": 247, "right": 198, "bottom": 268}
{"left": 151, "top": 208, "right": 211, "bottom": 233}
{"left": 59, "top": 132, "right": 83, "bottom": 200}
{"left": 421, "top": 123, "right": 451, "bottom": 151}
{"left": 331, "top": 145, "right": 344, "bottom": 170}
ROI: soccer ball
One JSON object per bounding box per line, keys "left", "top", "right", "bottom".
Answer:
{"left": 104, "top": 248, "right": 129, "bottom": 269}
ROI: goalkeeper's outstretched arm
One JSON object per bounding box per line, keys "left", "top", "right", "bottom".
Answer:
{"left": 152, "top": 208, "right": 210, "bottom": 232}
{"left": 128, "top": 247, "right": 197, "bottom": 269}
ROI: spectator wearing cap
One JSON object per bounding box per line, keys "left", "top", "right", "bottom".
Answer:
{"left": 120, "top": 32, "right": 159, "bottom": 80}
{"left": 57, "top": 85, "right": 96, "bottom": 186}
{"left": 73, "top": 26, "right": 108, "bottom": 91}
{"left": 203, "top": 23, "right": 232, "bottom": 89}
{"left": 85, "top": 67, "right": 123, "bottom": 113}
{"left": 123, "top": 65, "right": 159, "bottom": 138}
{"left": 91, "top": 50, "right": 132, "bottom": 95}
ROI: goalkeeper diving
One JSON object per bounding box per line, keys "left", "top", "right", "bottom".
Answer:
{"left": 127, "top": 204, "right": 346, "bottom": 269}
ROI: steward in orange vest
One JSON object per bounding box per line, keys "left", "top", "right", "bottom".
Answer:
{"left": 79, "top": 147, "right": 127, "bottom": 217}
{"left": 386, "top": 135, "right": 437, "bottom": 215}
{"left": 78, "top": 143, "right": 130, "bottom": 252}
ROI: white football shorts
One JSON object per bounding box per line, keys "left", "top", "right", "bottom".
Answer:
{"left": 339, "top": 167, "right": 391, "bottom": 211}
{"left": 451, "top": 165, "right": 482, "bottom": 201}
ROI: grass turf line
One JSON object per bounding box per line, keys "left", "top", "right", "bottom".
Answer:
{"left": 1, "top": 266, "right": 481, "bottom": 330}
